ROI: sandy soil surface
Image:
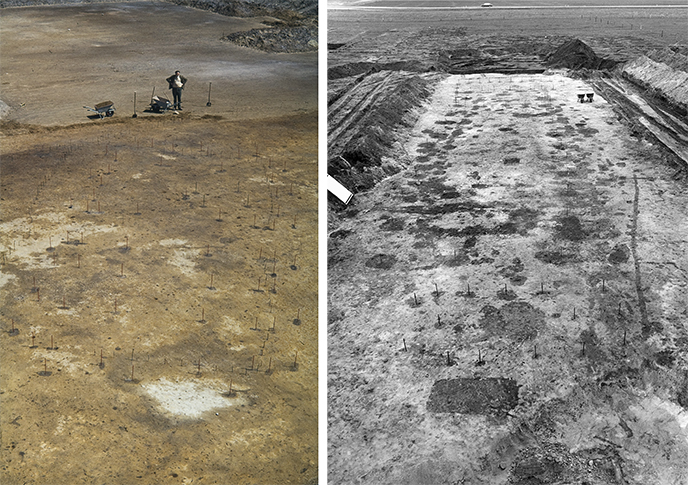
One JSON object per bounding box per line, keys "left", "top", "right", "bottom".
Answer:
{"left": 0, "top": 2, "right": 317, "bottom": 126}
{"left": 1, "top": 3, "right": 318, "bottom": 484}
{"left": 328, "top": 73, "right": 688, "bottom": 484}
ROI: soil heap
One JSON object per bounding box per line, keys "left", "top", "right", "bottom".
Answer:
{"left": 223, "top": 21, "right": 318, "bottom": 52}
{"left": 170, "top": 0, "right": 317, "bottom": 18}
{"left": 622, "top": 47, "right": 688, "bottom": 114}
{"left": 328, "top": 73, "right": 435, "bottom": 195}
{"left": 546, "top": 38, "right": 616, "bottom": 70}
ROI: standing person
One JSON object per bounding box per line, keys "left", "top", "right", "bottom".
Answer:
{"left": 166, "top": 70, "right": 187, "bottom": 110}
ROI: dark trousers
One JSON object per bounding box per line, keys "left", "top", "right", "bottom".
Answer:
{"left": 172, "top": 88, "right": 182, "bottom": 108}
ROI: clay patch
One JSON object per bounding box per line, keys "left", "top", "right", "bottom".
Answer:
{"left": 556, "top": 215, "right": 585, "bottom": 241}
{"left": 379, "top": 217, "right": 405, "bottom": 231}
{"left": 479, "top": 301, "right": 545, "bottom": 340}
{"left": 534, "top": 249, "right": 577, "bottom": 265}
{"left": 427, "top": 377, "right": 519, "bottom": 414}
{"left": 608, "top": 243, "right": 629, "bottom": 264}
{"left": 365, "top": 253, "right": 397, "bottom": 269}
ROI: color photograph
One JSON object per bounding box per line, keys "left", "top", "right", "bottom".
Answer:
{"left": 1, "top": 1, "right": 318, "bottom": 483}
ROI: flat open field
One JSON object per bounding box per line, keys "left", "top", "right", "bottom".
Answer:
{"left": 329, "top": 6, "right": 687, "bottom": 47}
{"left": 330, "top": 0, "right": 686, "bottom": 7}
{"left": 1, "top": 3, "right": 318, "bottom": 485}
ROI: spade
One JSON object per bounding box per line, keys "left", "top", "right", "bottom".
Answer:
{"left": 206, "top": 82, "right": 212, "bottom": 107}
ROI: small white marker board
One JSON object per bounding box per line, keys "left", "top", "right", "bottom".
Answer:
{"left": 327, "top": 174, "right": 353, "bottom": 205}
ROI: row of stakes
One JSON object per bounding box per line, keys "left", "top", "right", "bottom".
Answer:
{"left": 23, "top": 147, "right": 301, "bottom": 266}
{"left": 402, "top": 280, "right": 632, "bottom": 365}
{"left": 8, "top": 316, "right": 303, "bottom": 379}
{"left": 23, "top": 263, "right": 303, "bottom": 317}
{"left": 11, "top": 231, "right": 305, "bottom": 376}
{"left": 16, "top": 155, "right": 308, "bottom": 377}
{"left": 9, "top": 201, "right": 301, "bottom": 265}
{"left": 64, "top": 182, "right": 298, "bottom": 219}
{"left": 54, "top": 137, "right": 282, "bottom": 164}
{"left": 97, "top": 139, "right": 301, "bottom": 176}
{"left": 21, "top": 231, "right": 300, "bottom": 292}
{"left": 31, "top": 144, "right": 298, "bottom": 217}
{"left": 415, "top": 279, "right": 622, "bottom": 303}
{"left": 29, "top": 354, "right": 301, "bottom": 381}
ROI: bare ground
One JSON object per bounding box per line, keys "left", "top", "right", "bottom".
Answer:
{"left": 328, "top": 72, "right": 688, "bottom": 485}
{"left": 0, "top": 2, "right": 317, "bottom": 126}
{"left": 1, "top": 3, "right": 318, "bottom": 484}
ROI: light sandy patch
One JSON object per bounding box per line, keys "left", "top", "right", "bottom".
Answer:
{"left": 159, "top": 238, "right": 188, "bottom": 247}
{"left": 1, "top": 215, "right": 118, "bottom": 268}
{"left": 35, "top": 212, "right": 67, "bottom": 224}
{"left": 141, "top": 377, "right": 247, "bottom": 418}
{"left": 35, "top": 348, "right": 87, "bottom": 376}
{"left": 657, "top": 281, "right": 687, "bottom": 318}
{"left": 168, "top": 248, "right": 198, "bottom": 275}
{"left": 632, "top": 396, "right": 688, "bottom": 444}
{"left": 54, "top": 414, "right": 88, "bottom": 436}
{"left": 221, "top": 315, "right": 246, "bottom": 336}
{"left": 54, "top": 308, "right": 79, "bottom": 317}
{"left": 0, "top": 272, "right": 17, "bottom": 289}
{"left": 54, "top": 415, "right": 68, "bottom": 435}
{"left": 38, "top": 442, "right": 60, "bottom": 457}
{"left": 215, "top": 316, "right": 247, "bottom": 347}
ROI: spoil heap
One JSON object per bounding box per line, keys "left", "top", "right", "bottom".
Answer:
{"left": 328, "top": 72, "right": 434, "bottom": 195}
{"left": 223, "top": 23, "right": 318, "bottom": 52}
{"left": 546, "top": 38, "right": 617, "bottom": 70}
{"left": 622, "top": 47, "right": 688, "bottom": 114}
{"left": 167, "top": 0, "right": 317, "bottom": 18}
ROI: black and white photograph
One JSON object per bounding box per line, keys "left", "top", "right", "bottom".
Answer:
{"left": 327, "top": 0, "right": 688, "bottom": 483}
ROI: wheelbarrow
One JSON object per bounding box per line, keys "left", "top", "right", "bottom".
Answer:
{"left": 150, "top": 95, "right": 172, "bottom": 113}
{"left": 84, "top": 100, "right": 115, "bottom": 118}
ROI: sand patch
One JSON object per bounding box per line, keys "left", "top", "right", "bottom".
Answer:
{"left": 141, "top": 377, "right": 247, "bottom": 418}
{"left": 160, "top": 238, "right": 188, "bottom": 247}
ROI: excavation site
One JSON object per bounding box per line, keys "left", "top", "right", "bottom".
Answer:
{"left": 328, "top": 4, "right": 688, "bottom": 484}
{"left": 0, "top": 1, "right": 317, "bottom": 484}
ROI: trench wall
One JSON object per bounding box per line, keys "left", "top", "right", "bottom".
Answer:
{"left": 621, "top": 48, "right": 688, "bottom": 113}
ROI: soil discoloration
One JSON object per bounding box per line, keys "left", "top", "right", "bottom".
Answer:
{"left": 328, "top": 64, "right": 688, "bottom": 485}
{"left": 365, "top": 253, "right": 397, "bottom": 269}
{"left": 427, "top": 377, "right": 519, "bottom": 415}
{"left": 0, "top": 4, "right": 317, "bottom": 484}
{"left": 480, "top": 301, "right": 545, "bottom": 340}
{"left": 555, "top": 215, "right": 586, "bottom": 241}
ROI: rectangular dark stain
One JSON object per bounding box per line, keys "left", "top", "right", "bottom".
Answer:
{"left": 427, "top": 377, "right": 519, "bottom": 415}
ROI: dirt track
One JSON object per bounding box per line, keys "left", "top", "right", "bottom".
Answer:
{"left": 1, "top": 3, "right": 318, "bottom": 484}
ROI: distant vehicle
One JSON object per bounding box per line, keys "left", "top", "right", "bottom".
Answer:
{"left": 481, "top": 2, "right": 493, "bottom": 6}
